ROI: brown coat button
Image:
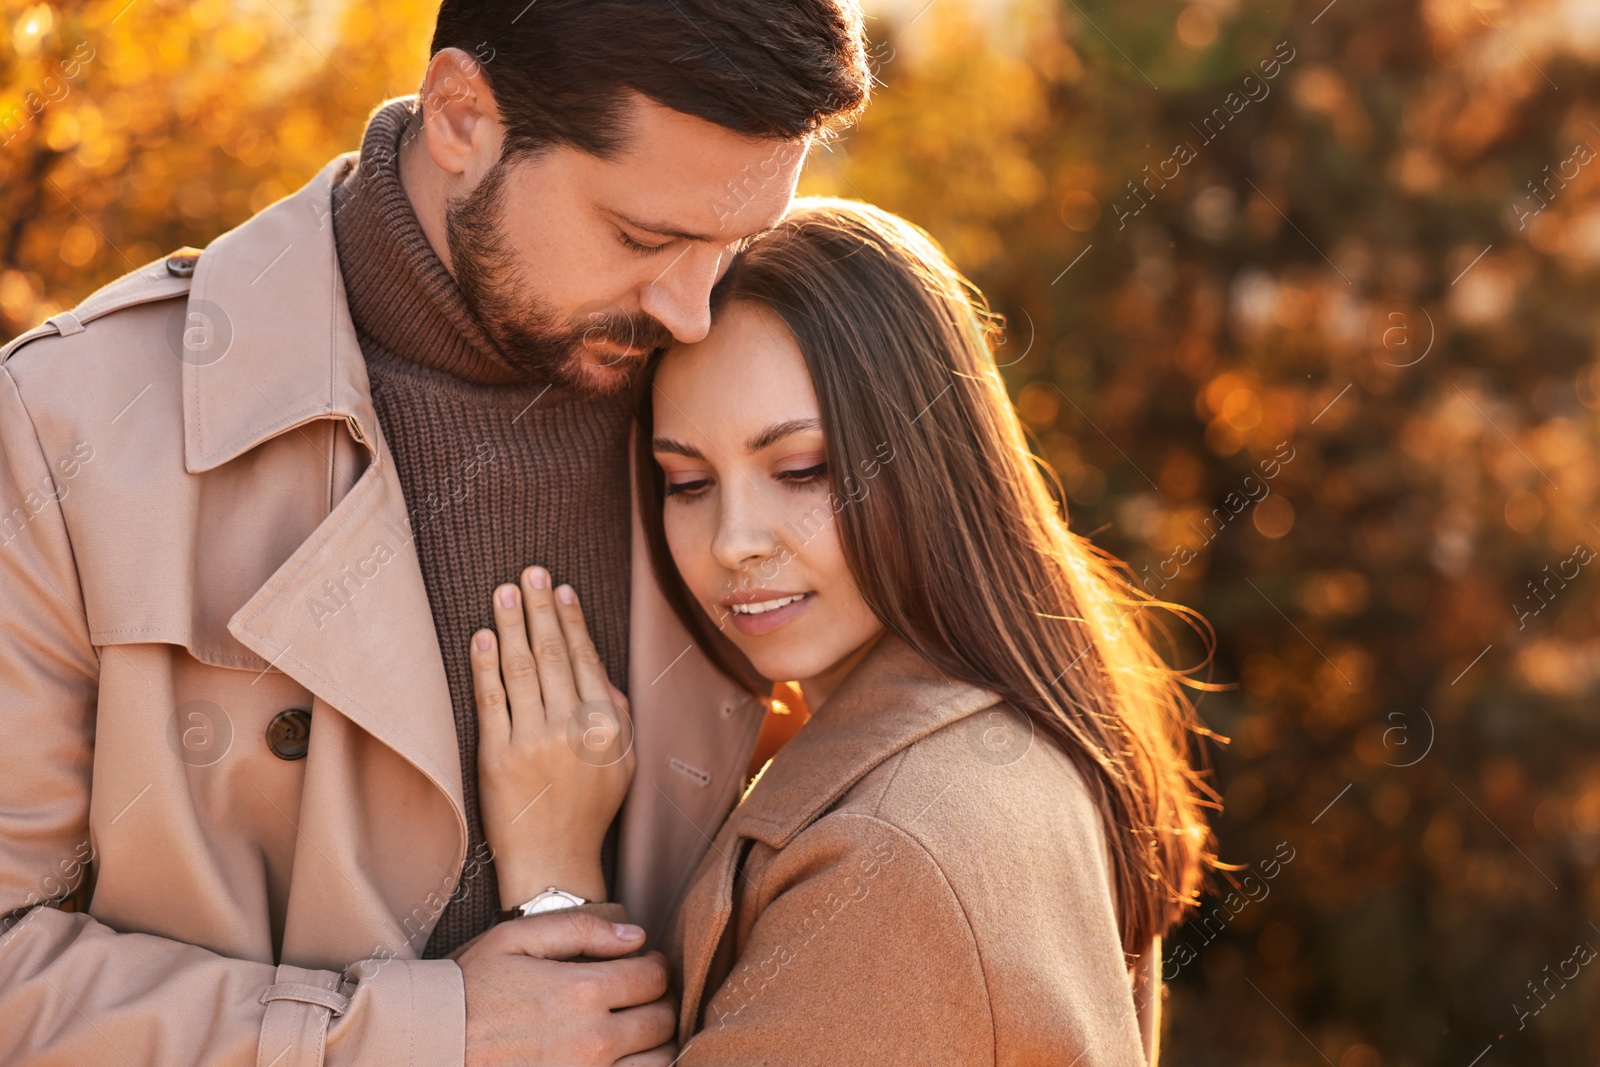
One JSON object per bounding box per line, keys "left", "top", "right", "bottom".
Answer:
{"left": 266, "top": 708, "right": 311, "bottom": 760}
{"left": 165, "top": 248, "right": 202, "bottom": 278}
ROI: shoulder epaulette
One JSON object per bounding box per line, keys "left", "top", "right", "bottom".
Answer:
{"left": 0, "top": 247, "right": 202, "bottom": 366}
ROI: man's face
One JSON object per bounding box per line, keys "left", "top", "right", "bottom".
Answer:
{"left": 445, "top": 93, "right": 808, "bottom": 396}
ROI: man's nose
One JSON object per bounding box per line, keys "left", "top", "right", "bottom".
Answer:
{"left": 638, "top": 246, "right": 721, "bottom": 345}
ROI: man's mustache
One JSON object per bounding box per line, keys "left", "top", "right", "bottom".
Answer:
{"left": 575, "top": 310, "right": 675, "bottom": 356}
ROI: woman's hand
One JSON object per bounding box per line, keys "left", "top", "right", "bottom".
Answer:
{"left": 471, "top": 565, "right": 635, "bottom": 909}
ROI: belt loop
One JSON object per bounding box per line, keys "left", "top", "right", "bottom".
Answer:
{"left": 256, "top": 964, "right": 348, "bottom": 1067}
{"left": 262, "top": 981, "right": 350, "bottom": 1016}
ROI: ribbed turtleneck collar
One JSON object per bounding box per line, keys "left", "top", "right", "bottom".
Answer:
{"left": 332, "top": 96, "right": 526, "bottom": 386}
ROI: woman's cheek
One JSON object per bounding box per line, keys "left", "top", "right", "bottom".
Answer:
{"left": 808, "top": 510, "right": 878, "bottom": 635}
{"left": 665, "top": 509, "right": 715, "bottom": 608}
{"left": 806, "top": 511, "right": 850, "bottom": 583}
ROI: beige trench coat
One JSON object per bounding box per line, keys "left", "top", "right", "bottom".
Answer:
{"left": 666, "top": 634, "right": 1162, "bottom": 1066}
{"left": 0, "top": 152, "right": 763, "bottom": 1066}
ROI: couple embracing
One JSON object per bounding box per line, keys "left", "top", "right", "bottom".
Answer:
{"left": 0, "top": 1, "right": 1212, "bottom": 1064}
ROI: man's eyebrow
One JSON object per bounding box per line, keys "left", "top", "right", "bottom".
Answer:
{"left": 652, "top": 436, "right": 705, "bottom": 459}
{"left": 614, "top": 210, "right": 775, "bottom": 247}
{"left": 746, "top": 418, "right": 822, "bottom": 453}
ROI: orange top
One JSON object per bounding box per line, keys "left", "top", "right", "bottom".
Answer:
{"left": 744, "top": 680, "right": 811, "bottom": 784}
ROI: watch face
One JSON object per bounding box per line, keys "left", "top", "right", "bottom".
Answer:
{"left": 525, "top": 890, "right": 584, "bottom": 915}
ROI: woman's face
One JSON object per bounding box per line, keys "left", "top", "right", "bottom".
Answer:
{"left": 651, "top": 300, "right": 883, "bottom": 689}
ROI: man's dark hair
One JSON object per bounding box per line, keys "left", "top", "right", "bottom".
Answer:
{"left": 428, "top": 0, "right": 871, "bottom": 160}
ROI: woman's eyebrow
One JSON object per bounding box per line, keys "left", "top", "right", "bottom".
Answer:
{"left": 746, "top": 418, "right": 822, "bottom": 452}
{"left": 652, "top": 436, "right": 705, "bottom": 459}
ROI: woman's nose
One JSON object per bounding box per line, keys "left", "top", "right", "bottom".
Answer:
{"left": 710, "top": 494, "right": 784, "bottom": 574}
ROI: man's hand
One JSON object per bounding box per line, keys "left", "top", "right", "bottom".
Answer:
{"left": 457, "top": 910, "right": 677, "bottom": 1066}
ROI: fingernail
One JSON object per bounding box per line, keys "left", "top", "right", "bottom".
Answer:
{"left": 556, "top": 584, "right": 576, "bottom": 605}
{"left": 474, "top": 631, "right": 492, "bottom": 650}
{"left": 614, "top": 923, "right": 644, "bottom": 940}
{"left": 526, "top": 567, "right": 550, "bottom": 589}
{"left": 498, "top": 585, "right": 517, "bottom": 608}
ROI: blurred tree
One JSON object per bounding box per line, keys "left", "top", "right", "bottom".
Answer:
{"left": 1, "top": 0, "right": 435, "bottom": 335}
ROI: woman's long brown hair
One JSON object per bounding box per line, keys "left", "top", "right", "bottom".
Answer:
{"left": 635, "top": 197, "right": 1216, "bottom": 957}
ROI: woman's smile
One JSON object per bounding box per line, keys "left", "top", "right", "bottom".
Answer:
{"left": 722, "top": 589, "right": 816, "bottom": 636}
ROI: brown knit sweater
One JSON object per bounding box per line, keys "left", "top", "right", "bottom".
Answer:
{"left": 331, "top": 98, "right": 633, "bottom": 957}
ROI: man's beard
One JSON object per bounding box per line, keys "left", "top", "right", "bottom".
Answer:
{"left": 444, "top": 158, "right": 674, "bottom": 397}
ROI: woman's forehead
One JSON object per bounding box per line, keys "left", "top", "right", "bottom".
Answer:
{"left": 654, "top": 303, "right": 819, "bottom": 439}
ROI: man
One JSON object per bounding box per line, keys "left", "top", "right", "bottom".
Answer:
{"left": 0, "top": 2, "right": 869, "bottom": 1064}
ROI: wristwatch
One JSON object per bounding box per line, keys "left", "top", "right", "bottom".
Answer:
{"left": 495, "top": 887, "right": 589, "bottom": 924}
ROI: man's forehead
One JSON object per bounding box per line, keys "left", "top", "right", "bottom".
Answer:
{"left": 597, "top": 96, "right": 810, "bottom": 241}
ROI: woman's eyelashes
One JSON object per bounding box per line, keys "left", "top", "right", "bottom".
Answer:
{"left": 775, "top": 461, "right": 828, "bottom": 489}
{"left": 661, "top": 461, "right": 829, "bottom": 501}
{"left": 663, "top": 475, "right": 710, "bottom": 498}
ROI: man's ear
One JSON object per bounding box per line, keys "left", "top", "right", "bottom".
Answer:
{"left": 417, "top": 46, "right": 503, "bottom": 182}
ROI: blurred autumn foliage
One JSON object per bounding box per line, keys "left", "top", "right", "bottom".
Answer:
{"left": 0, "top": 0, "right": 436, "bottom": 325}
{"left": 6, "top": 0, "right": 1600, "bottom": 1063}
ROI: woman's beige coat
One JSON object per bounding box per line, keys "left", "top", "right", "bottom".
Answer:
{"left": 667, "top": 634, "right": 1162, "bottom": 1066}
{"left": 0, "top": 151, "right": 763, "bottom": 1066}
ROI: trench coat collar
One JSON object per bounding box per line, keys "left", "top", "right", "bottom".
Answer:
{"left": 673, "top": 632, "right": 1003, "bottom": 1034}
{"left": 179, "top": 150, "right": 468, "bottom": 829}
{"left": 729, "top": 632, "right": 1004, "bottom": 849}
{"left": 183, "top": 151, "right": 371, "bottom": 474}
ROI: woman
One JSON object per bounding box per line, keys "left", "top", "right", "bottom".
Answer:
{"left": 470, "top": 199, "right": 1215, "bottom": 1065}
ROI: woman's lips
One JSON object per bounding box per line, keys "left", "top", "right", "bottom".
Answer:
{"left": 724, "top": 592, "right": 815, "bottom": 636}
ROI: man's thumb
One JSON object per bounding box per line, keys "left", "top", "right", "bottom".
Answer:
{"left": 497, "top": 909, "right": 646, "bottom": 960}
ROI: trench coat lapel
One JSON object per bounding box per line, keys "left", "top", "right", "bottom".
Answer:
{"left": 224, "top": 453, "right": 466, "bottom": 825}
{"left": 182, "top": 153, "right": 467, "bottom": 877}
{"left": 730, "top": 635, "right": 1002, "bottom": 848}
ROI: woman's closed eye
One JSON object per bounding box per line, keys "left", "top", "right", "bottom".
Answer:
{"left": 776, "top": 461, "right": 828, "bottom": 489}
{"left": 663, "top": 475, "right": 711, "bottom": 498}
{"left": 662, "top": 461, "right": 828, "bottom": 501}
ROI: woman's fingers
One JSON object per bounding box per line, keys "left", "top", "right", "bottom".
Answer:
{"left": 522, "top": 566, "right": 579, "bottom": 720}
{"left": 470, "top": 629, "right": 511, "bottom": 749}
{"left": 554, "top": 583, "right": 615, "bottom": 707}
{"left": 493, "top": 582, "right": 542, "bottom": 726}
